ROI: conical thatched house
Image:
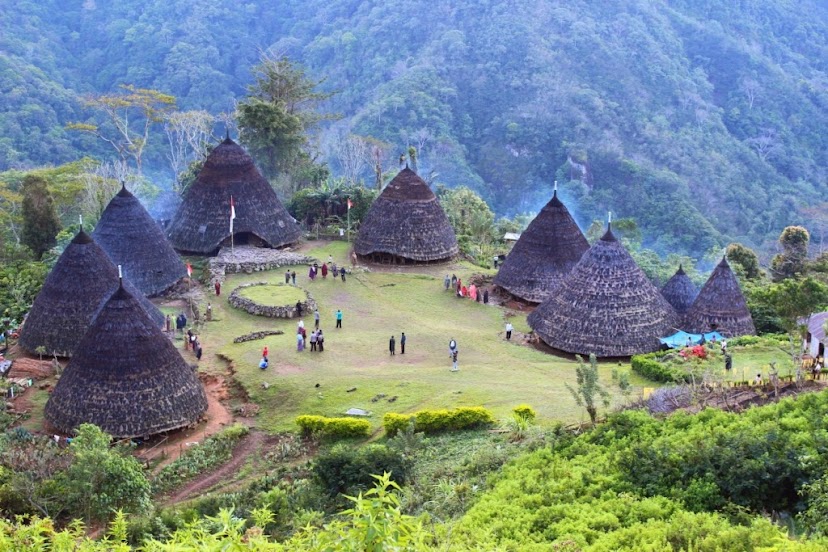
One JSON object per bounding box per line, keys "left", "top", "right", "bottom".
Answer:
{"left": 93, "top": 185, "right": 186, "bottom": 297}
{"left": 167, "top": 137, "right": 301, "bottom": 255}
{"left": 354, "top": 168, "right": 458, "bottom": 263}
{"left": 493, "top": 189, "right": 589, "bottom": 302}
{"left": 19, "top": 230, "right": 164, "bottom": 358}
{"left": 527, "top": 225, "right": 680, "bottom": 357}
{"left": 684, "top": 257, "right": 756, "bottom": 337}
{"left": 45, "top": 283, "right": 208, "bottom": 438}
{"left": 660, "top": 265, "right": 699, "bottom": 314}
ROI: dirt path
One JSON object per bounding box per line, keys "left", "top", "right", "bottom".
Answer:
{"left": 137, "top": 373, "right": 235, "bottom": 471}
{"left": 162, "top": 429, "right": 267, "bottom": 506}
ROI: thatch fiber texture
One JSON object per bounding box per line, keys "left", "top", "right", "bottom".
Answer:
{"left": 684, "top": 257, "right": 756, "bottom": 337}
{"left": 527, "top": 228, "right": 680, "bottom": 357}
{"left": 93, "top": 186, "right": 186, "bottom": 297}
{"left": 354, "top": 168, "right": 458, "bottom": 262}
{"left": 19, "top": 230, "right": 164, "bottom": 358}
{"left": 493, "top": 191, "right": 588, "bottom": 302}
{"left": 660, "top": 265, "right": 699, "bottom": 314}
{"left": 167, "top": 137, "right": 301, "bottom": 254}
{"left": 45, "top": 285, "right": 208, "bottom": 438}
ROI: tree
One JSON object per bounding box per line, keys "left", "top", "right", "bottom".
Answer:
{"left": 164, "top": 110, "right": 215, "bottom": 191}
{"left": 333, "top": 133, "right": 369, "bottom": 186}
{"left": 771, "top": 226, "right": 810, "bottom": 281}
{"left": 0, "top": 430, "right": 71, "bottom": 518}
{"left": 21, "top": 175, "right": 60, "bottom": 259}
{"left": 57, "top": 424, "right": 151, "bottom": 523}
{"left": 727, "top": 243, "right": 761, "bottom": 280}
{"left": 237, "top": 52, "right": 335, "bottom": 188}
{"left": 767, "top": 277, "right": 828, "bottom": 377}
{"left": 566, "top": 354, "right": 610, "bottom": 425}
{"left": 67, "top": 85, "right": 176, "bottom": 174}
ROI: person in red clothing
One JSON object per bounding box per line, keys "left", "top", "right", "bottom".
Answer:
{"left": 321, "top": 263, "right": 328, "bottom": 279}
{"left": 214, "top": 280, "right": 221, "bottom": 296}
{"left": 262, "top": 346, "right": 269, "bottom": 362}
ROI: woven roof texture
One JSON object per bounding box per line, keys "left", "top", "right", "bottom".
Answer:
{"left": 493, "top": 190, "right": 588, "bottom": 302}
{"left": 19, "top": 231, "right": 164, "bottom": 357}
{"left": 45, "top": 284, "right": 208, "bottom": 438}
{"left": 93, "top": 186, "right": 186, "bottom": 296}
{"left": 660, "top": 265, "right": 699, "bottom": 314}
{"left": 684, "top": 257, "right": 756, "bottom": 337}
{"left": 354, "top": 168, "right": 458, "bottom": 262}
{"left": 527, "top": 227, "right": 679, "bottom": 357}
{"left": 167, "top": 137, "right": 301, "bottom": 254}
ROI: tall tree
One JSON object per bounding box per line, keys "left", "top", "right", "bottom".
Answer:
{"left": 164, "top": 110, "right": 215, "bottom": 192}
{"left": 727, "top": 242, "right": 762, "bottom": 280}
{"left": 21, "top": 175, "right": 60, "bottom": 259}
{"left": 68, "top": 85, "right": 176, "bottom": 174}
{"left": 237, "top": 52, "right": 334, "bottom": 189}
{"left": 771, "top": 226, "right": 810, "bottom": 281}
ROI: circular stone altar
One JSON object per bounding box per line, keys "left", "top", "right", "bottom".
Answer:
{"left": 228, "top": 282, "right": 317, "bottom": 318}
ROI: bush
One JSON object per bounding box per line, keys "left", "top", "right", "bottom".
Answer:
{"left": 383, "top": 407, "right": 496, "bottom": 436}
{"left": 312, "top": 444, "right": 409, "bottom": 497}
{"left": 295, "top": 415, "right": 371, "bottom": 439}
{"left": 631, "top": 352, "right": 689, "bottom": 383}
{"left": 512, "top": 404, "right": 537, "bottom": 422}
{"left": 153, "top": 424, "right": 249, "bottom": 494}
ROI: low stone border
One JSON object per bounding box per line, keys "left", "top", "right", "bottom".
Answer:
{"left": 233, "top": 330, "right": 285, "bottom": 344}
{"left": 229, "top": 282, "right": 317, "bottom": 319}
{"left": 208, "top": 245, "right": 316, "bottom": 286}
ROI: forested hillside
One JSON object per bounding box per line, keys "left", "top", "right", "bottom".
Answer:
{"left": 3, "top": 0, "right": 828, "bottom": 254}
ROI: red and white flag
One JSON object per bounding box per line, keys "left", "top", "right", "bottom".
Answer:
{"left": 186, "top": 263, "right": 192, "bottom": 277}
{"left": 230, "top": 196, "right": 236, "bottom": 233}
{"left": 347, "top": 198, "right": 353, "bottom": 210}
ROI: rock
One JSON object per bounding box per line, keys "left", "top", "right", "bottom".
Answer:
{"left": 346, "top": 387, "right": 357, "bottom": 392}
{"left": 233, "top": 330, "right": 285, "bottom": 343}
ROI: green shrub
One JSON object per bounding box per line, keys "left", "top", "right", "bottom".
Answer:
{"left": 383, "top": 407, "right": 495, "bottom": 436}
{"left": 631, "top": 352, "right": 689, "bottom": 383}
{"left": 512, "top": 404, "right": 537, "bottom": 422}
{"left": 312, "top": 444, "right": 409, "bottom": 497}
{"left": 295, "top": 415, "right": 371, "bottom": 439}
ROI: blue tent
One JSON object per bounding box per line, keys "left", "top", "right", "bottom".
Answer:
{"left": 660, "top": 330, "right": 725, "bottom": 349}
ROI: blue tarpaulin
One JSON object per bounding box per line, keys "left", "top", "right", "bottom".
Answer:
{"left": 660, "top": 330, "right": 725, "bottom": 349}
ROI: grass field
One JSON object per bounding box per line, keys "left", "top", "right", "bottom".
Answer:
{"left": 237, "top": 284, "right": 307, "bottom": 306}
{"left": 194, "top": 241, "right": 795, "bottom": 433}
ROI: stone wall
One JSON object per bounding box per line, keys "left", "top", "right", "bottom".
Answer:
{"left": 233, "top": 330, "right": 285, "bottom": 343}
{"left": 228, "top": 282, "right": 317, "bottom": 319}
{"left": 209, "top": 245, "right": 315, "bottom": 286}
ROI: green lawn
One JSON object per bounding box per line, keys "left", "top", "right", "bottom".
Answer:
{"left": 194, "top": 241, "right": 789, "bottom": 433}
{"left": 237, "top": 284, "right": 307, "bottom": 306}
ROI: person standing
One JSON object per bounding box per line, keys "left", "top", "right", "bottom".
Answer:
{"left": 291, "top": 270, "right": 296, "bottom": 285}
{"left": 300, "top": 326, "right": 307, "bottom": 347}
{"left": 195, "top": 341, "right": 203, "bottom": 361}
{"left": 314, "top": 308, "right": 320, "bottom": 329}
{"left": 336, "top": 309, "right": 343, "bottom": 328}
{"left": 328, "top": 254, "right": 333, "bottom": 265}
{"left": 310, "top": 330, "right": 318, "bottom": 351}
{"left": 389, "top": 335, "right": 396, "bottom": 355}
{"left": 285, "top": 270, "right": 290, "bottom": 284}
{"left": 451, "top": 348, "right": 459, "bottom": 372}
{"left": 262, "top": 345, "right": 269, "bottom": 362}
{"left": 400, "top": 332, "right": 406, "bottom": 354}
{"left": 505, "top": 322, "right": 513, "bottom": 340}
{"left": 469, "top": 283, "right": 477, "bottom": 301}
{"left": 340, "top": 266, "right": 346, "bottom": 282}
{"left": 317, "top": 330, "right": 325, "bottom": 352}
{"left": 483, "top": 289, "right": 489, "bottom": 304}
{"left": 206, "top": 303, "right": 212, "bottom": 321}
{"left": 444, "top": 274, "right": 451, "bottom": 291}
{"left": 331, "top": 262, "right": 337, "bottom": 277}
{"left": 321, "top": 263, "right": 328, "bottom": 279}
{"left": 449, "top": 339, "right": 457, "bottom": 356}
{"left": 296, "top": 331, "right": 304, "bottom": 352}
{"left": 165, "top": 314, "right": 171, "bottom": 333}
{"left": 296, "top": 301, "right": 303, "bottom": 317}
{"left": 451, "top": 274, "right": 457, "bottom": 290}
{"left": 309, "top": 265, "right": 316, "bottom": 281}
{"left": 214, "top": 280, "right": 221, "bottom": 296}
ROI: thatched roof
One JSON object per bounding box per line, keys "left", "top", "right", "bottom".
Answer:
{"left": 45, "top": 284, "right": 208, "bottom": 438}
{"left": 93, "top": 185, "right": 186, "bottom": 297}
{"left": 493, "top": 190, "right": 589, "bottom": 302}
{"left": 166, "top": 137, "right": 301, "bottom": 254}
{"left": 354, "top": 168, "right": 458, "bottom": 262}
{"left": 527, "top": 226, "right": 680, "bottom": 357}
{"left": 684, "top": 257, "right": 756, "bottom": 337}
{"left": 660, "top": 265, "right": 699, "bottom": 314}
{"left": 19, "top": 230, "right": 164, "bottom": 358}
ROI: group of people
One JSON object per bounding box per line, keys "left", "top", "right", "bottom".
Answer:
{"left": 284, "top": 270, "right": 297, "bottom": 285}
{"left": 445, "top": 274, "right": 488, "bottom": 303}
{"left": 185, "top": 328, "right": 203, "bottom": 360}
{"left": 295, "top": 319, "right": 325, "bottom": 353}
{"left": 309, "top": 257, "right": 347, "bottom": 282}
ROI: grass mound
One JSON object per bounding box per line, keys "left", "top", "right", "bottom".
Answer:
{"left": 238, "top": 284, "right": 307, "bottom": 306}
